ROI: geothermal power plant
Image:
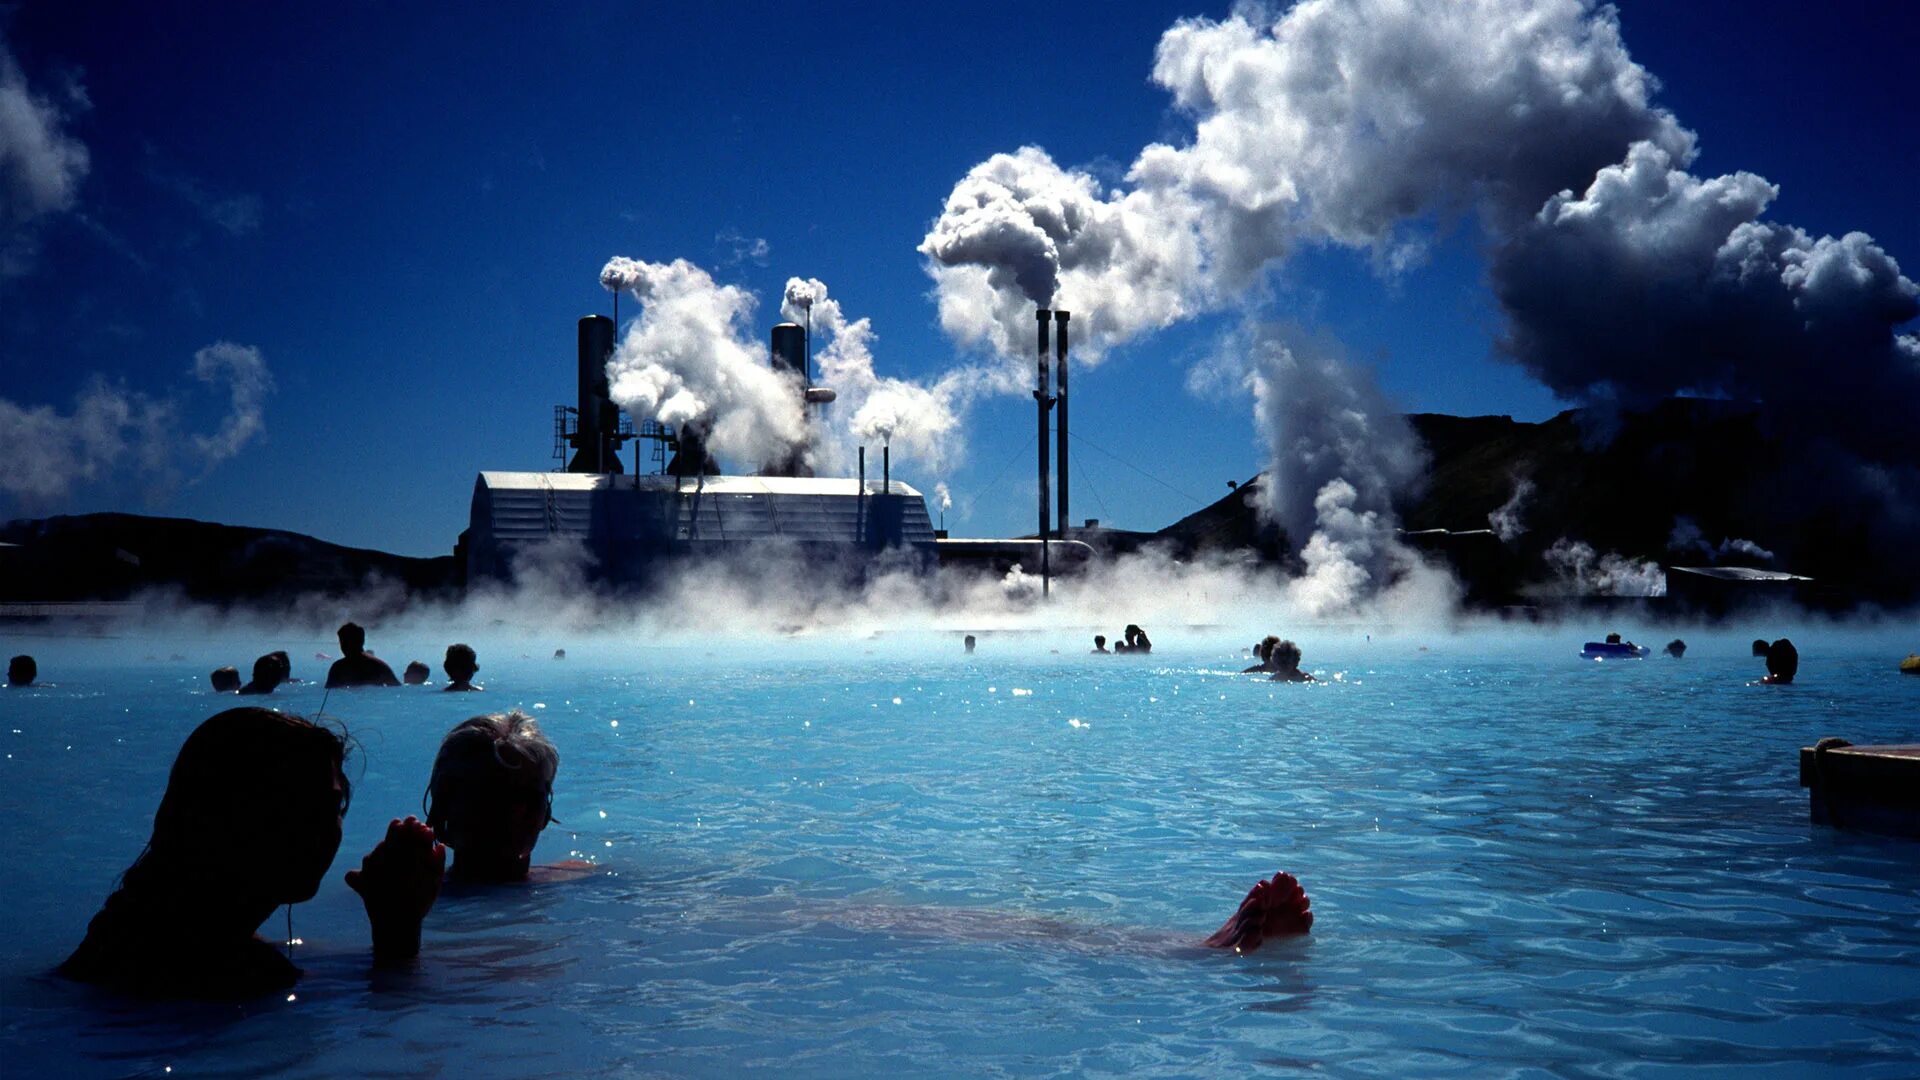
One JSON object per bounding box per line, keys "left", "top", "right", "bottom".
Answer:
{"left": 459, "top": 310, "right": 1094, "bottom": 587}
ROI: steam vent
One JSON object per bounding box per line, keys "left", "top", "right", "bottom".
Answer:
{"left": 462, "top": 316, "right": 936, "bottom": 585}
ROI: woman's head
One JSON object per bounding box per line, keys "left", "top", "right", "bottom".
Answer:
{"left": 425, "top": 712, "right": 557, "bottom": 877}
{"left": 143, "top": 708, "right": 350, "bottom": 906}
{"left": 1259, "top": 635, "right": 1281, "bottom": 661}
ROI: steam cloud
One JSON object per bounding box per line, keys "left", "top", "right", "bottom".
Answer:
{"left": 598, "top": 260, "right": 970, "bottom": 482}
{"left": 1491, "top": 140, "right": 1919, "bottom": 466}
{"left": 1, "top": 39, "right": 90, "bottom": 276}
{"left": 1543, "top": 538, "right": 1666, "bottom": 597}
{"left": 779, "top": 277, "right": 967, "bottom": 477}
{"left": 1668, "top": 517, "right": 1773, "bottom": 565}
{"left": 0, "top": 341, "right": 273, "bottom": 507}
{"left": 920, "top": 0, "right": 1685, "bottom": 369}
{"left": 599, "top": 257, "right": 808, "bottom": 470}
{"left": 1489, "top": 477, "right": 1535, "bottom": 543}
{"left": 922, "top": 0, "right": 1915, "bottom": 601}
{"left": 1245, "top": 332, "right": 1439, "bottom": 616}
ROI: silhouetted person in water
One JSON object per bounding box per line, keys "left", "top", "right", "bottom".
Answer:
{"left": 7, "top": 655, "right": 35, "bottom": 687}
{"left": 1122, "top": 624, "right": 1152, "bottom": 654}
{"left": 1243, "top": 635, "right": 1281, "bottom": 673}
{"left": 1761, "top": 638, "right": 1798, "bottom": 684}
{"left": 237, "top": 653, "right": 283, "bottom": 696}
{"left": 1664, "top": 639, "right": 1687, "bottom": 658}
{"left": 210, "top": 666, "right": 242, "bottom": 693}
{"left": 326, "top": 622, "right": 400, "bottom": 689}
{"left": 403, "top": 661, "right": 430, "bottom": 685}
{"left": 1092, "top": 635, "right": 1109, "bottom": 654}
{"left": 425, "top": 712, "right": 587, "bottom": 884}
{"left": 1267, "top": 640, "right": 1315, "bottom": 683}
{"left": 553, "top": 649, "right": 566, "bottom": 660}
{"left": 442, "top": 643, "right": 480, "bottom": 692}
{"left": 964, "top": 635, "right": 976, "bottom": 655}
{"left": 60, "top": 708, "right": 443, "bottom": 997}
{"left": 1752, "top": 638, "right": 1770, "bottom": 657}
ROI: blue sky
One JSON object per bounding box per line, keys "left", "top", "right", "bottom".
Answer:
{"left": 2, "top": 1, "right": 1914, "bottom": 556}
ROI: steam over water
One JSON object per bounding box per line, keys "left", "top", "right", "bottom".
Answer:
{"left": 3, "top": 624, "right": 1916, "bottom": 1076}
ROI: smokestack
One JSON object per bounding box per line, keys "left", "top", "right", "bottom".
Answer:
{"left": 1055, "top": 310, "right": 1069, "bottom": 541}
{"left": 883, "top": 444, "right": 890, "bottom": 494}
{"left": 1036, "top": 309, "right": 1052, "bottom": 596}
{"left": 570, "top": 315, "right": 617, "bottom": 473}
{"left": 770, "top": 323, "right": 806, "bottom": 379}
{"left": 763, "top": 322, "right": 815, "bottom": 477}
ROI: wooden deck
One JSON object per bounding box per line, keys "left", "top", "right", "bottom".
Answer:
{"left": 1800, "top": 742, "right": 1920, "bottom": 838}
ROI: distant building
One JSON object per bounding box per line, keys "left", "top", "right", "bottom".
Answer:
{"left": 1665, "top": 565, "right": 1815, "bottom": 614}
{"left": 462, "top": 472, "right": 937, "bottom": 586}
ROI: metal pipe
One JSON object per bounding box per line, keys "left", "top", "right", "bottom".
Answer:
{"left": 1055, "top": 310, "right": 1069, "bottom": 542}
{"left": 1036, "top": 309, "right": 1052, "bottom": 596}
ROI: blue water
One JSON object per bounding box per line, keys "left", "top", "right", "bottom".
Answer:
{"left": 2, "top": 627, "right": 1917, "bottom": 1078}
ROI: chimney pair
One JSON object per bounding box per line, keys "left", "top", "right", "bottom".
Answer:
{"left": 1036, "top": 309, "right": 1070, "bottom": 593}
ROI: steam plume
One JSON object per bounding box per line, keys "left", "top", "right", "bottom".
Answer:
{"left": 600, "top": 257, "right": 807, "bottom": 470}
{"left": 920, "top": 0, "right": 1685, "bottom": 367}
{"left": 1489, "top": 477, "right": 1534, "bottom": 543}
{"left": 1543, "top": 538, "right": 1666, "bottom": 597}
{"left": 1245, "top": 332, "right": 1439, "bottom": 616}
{"left": 779, "top": 277, "right": 967, "bottom": 476}
{"left": 922, "top": 0, "right": 1916, "bottom": 596}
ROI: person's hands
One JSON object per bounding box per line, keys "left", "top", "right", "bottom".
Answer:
{"left": 345, "top": 816, "right": 445, "bottom": 961}
{"left": 1203, "top": 871, "right": 1313, "bottom": 953}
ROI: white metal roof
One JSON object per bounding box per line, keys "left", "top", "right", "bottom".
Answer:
{"left": 477, "top": 471, "right": 923, "bottom": 499}
{"left": 1667, "top": 565, "right": 1812, "bottom": 582}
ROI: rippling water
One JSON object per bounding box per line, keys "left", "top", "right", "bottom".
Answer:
{"left": 2, "top": 626, "right": 1916, "bottom": 1077}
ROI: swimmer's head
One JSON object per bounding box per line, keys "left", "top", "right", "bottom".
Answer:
{"left": 1765, "top": 638, "right": 1798, "bottom": 683}
{"left": 425, "top": 711, "right": 556, "bottom": 879}
{"left": 338, "top": 622, "right": 367, "bottom": 656}
{"left": 444, "top": 643, "right": 478, "bottom": 683}
{"left": 1751, "top": 638, "right": 1769, "bottom": 657}
{"left": 1271, "top": 640, "right": 1302, "bottom": 670}
{"left": 403, "top": 661, "right": 430, "bottom": 685}
{"left": 8, "top": 654, "right": 35, "bottom": 686}
{"left": 1259, "top": 635, "right": 1280, "bottom": 661}
{"left": 247, "top": 653, "right": 283, "bottom": 692}
{"left": 268, "top": 651, "right": 292, "bottom": 682}
{"left": 142, "top": 708, "right": 350, "bottom": 906}
{"left": 1094, "top": 635, "right": 1106, "bottom": 648}
{"left": 209, "top": 666, "right": 241, "bottom": 693}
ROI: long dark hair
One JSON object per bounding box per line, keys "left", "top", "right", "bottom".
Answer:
{"left": 117, "top": 708, "right": 351, "bottom": 898}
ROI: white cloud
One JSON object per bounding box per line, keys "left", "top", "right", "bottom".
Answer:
{"left": 0, "top": 342, "right": 274, "bottom": 508}
{"left": 0, "top": 41, "right": 90, "bottom": 275}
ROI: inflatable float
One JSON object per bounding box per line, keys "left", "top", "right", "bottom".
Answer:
{"left": 1582, "top": 641, "right": 1650, "bottom": 660}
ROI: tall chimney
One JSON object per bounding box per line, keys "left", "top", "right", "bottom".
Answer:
{"left": 570, "top": 315, "right": 616, "bottom": 473}
{"left": 1035, "top": 309, "right": 1052, "bottom": 595}
{"left": 1055, "top": 310, "right": 1069, "bottom": 541}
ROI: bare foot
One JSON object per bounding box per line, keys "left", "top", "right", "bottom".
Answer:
{"left": 1203, "top": 871, "right": 1313, "bottom": 953}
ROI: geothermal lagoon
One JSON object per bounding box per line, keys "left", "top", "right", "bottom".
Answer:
{"left": 3, "top": 624, "right": 1915, "bottom": 1077}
